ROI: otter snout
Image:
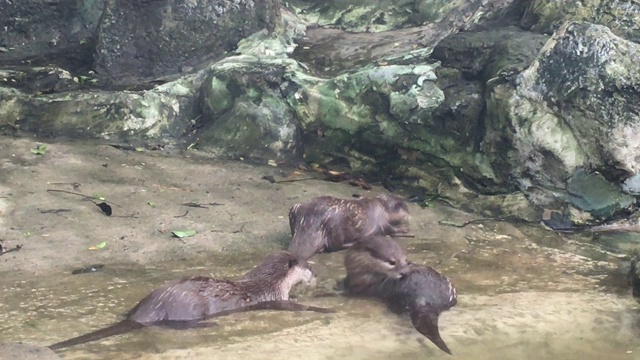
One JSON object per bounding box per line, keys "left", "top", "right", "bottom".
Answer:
{"left": 304, "top": 267, "right": 318, "bottom": 287}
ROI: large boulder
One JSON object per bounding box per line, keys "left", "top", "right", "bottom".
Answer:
{"left": 483, "top": 22, "right": 640, "bottom": 221}
{"left": 521, "top": 0, "right": 640, "bottom": 41}
{"left": 95, "top": 0, "right": 281, "bottom": 84}
{"left": 0, "top": 0, "right": 103, "bottom": 71}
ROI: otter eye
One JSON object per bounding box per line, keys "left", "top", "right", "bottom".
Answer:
{"left": 388, "top": 260, "right": 396, "bottom": 266}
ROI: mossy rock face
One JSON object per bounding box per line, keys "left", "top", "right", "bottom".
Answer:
{"left": 521, "top": 0, "right": 640, "bottom": 41}
{"left": 285, "top": 0, "right": 510, "bottom": 32}
{"left": 482, "top": 22, "right": 640, "bottom": 220}
{"left": 282, "top": 63, "right": 447, "bottom": 169}
{"left": 197, "top": 58, "right": 450, "bottom": 167}
{"left": 198, "top": 63, "right": 300, "bottom": 162}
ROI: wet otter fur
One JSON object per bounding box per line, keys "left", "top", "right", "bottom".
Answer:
{"left": 343, "top": 235, "right": 457, "bottom": 355}
{"left": 287, "top": 193, "right": 411, "bottom": 260}
{"left": 49, "top": 250, "right": 334, "bottom": 350}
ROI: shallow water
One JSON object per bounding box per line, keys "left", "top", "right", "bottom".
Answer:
{"left": 0, "top": 136, "right": 639, "bottom": 359}
{"left": 2, "top": 236, "right": 638, "bottom": 360}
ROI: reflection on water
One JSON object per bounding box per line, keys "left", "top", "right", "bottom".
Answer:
{"left": 1, "top": 224, "right": 640, "bottom": 360}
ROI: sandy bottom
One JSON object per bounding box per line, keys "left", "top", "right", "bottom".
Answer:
{"left": 0, "top": 135, "right": 638, "bottom": 359}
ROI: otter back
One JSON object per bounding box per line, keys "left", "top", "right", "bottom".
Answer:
{"left": 288, "top": 194, "right": 410, "bottom": 259}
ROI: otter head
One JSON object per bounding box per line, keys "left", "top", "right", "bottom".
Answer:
{"left": 346, "top": 235, "right": 410, "bottom": 280}
{"left": 376, "top": 193, "right": 411, "bottom": 227}
{"left": 243, "top": 250, "right": 316, "bottom": 300}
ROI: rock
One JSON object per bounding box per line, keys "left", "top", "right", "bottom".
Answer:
{"left": 432, "top": 26, "right": 549, "bottom": 81}
{"left": 197, "top": 54, "right": 444, "bottom": 165}
{"left": 564, "top": 170, "right": 635, "bottom": 219}
{"left": 0, "top": 343, "right": 61, "bottom": 360}
{"left": 0, "top": 67, "right": 81, "bottom": 94}
{"left": 287, "top": 0, "right": 524, "bottom": 33}
{"left": 483, "top": 22, "right": 640, "bottom": 219}
{"left": 95, "top": 0, "right": 281, "bottom": 84}
{"left": 0, "top": 0, "right": 102, "bottom": 71}
{"left": 521, "top": 0, "right": 640, "bottom": 41}
{"left": 0, "top": 76, "right": 197, "bottom": 141}
{"left": 622, "top": 173, "right": 640, "bottom": 195}
{"left": 291, "top": 0, "right": 523, "bottom": 76}
{"left": 198, "top": 62, "right": 300, "bottom": 162}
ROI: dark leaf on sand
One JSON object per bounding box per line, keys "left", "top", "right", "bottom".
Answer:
{"left": 96, "top": 202, "right": 112, "bottom": 216}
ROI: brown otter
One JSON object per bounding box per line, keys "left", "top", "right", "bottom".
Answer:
{"left": 343, "top": 235, "right": 457, "bottom": 355}
{"left": 287, "top": 193, "right": 411, "bottom": 260}
{"left": 49, "top": 250, "right": 334, "bottom": 350}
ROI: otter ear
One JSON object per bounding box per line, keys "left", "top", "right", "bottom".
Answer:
{"left": 288, "top": 258, "right": 299, "bottom": 268}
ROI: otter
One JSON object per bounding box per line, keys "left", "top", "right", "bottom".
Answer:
{"left": 343, "top": 236, "right": 457, "bottom": 355}
{"left": 287, "top": 193, "right": 411, "bottom": 260}
{"left": 49, "top": 250, "right": 334, "bottom": 350}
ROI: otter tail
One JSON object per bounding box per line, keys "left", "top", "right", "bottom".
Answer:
{"left": 49, "top": 319, "right": 143, "bottom": 351}
{"left": 410, "top": 305, "right": 452, "bottom": 355}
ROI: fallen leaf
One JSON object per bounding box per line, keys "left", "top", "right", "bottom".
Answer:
{"left": 147, "top": 201, "right": 156, "bottom": 207}
{"left": 30, "top": 144, "right": 47, "bottom": 155}
{"left": 96, "top": 202, "right": 112, "bottom": 216}
{"left": 172, "top": 230, "right": 197, "bottom": 238}
{"left": 89, "top": 241, "right": 107, "bottom": 250}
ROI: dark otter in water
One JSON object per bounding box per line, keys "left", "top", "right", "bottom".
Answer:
{"left": 49, "top": 250, "right": 333, "bottom": 350}
{"left": 343, "top": 236, "right": 457, "bottom": 355}
{"left": 287, "top": 193, "right": 411, "bottom": 260}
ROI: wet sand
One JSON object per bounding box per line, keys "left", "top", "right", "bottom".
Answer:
{"left": 0, "top": 135, "right": 638, "bottom": 359}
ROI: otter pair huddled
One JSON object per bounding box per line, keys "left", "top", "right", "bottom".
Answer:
{"left": 343, "top": 235, "right": 457, "bottom": 355}
{"left": 49, "top": 251, "right": 333, "bottom": 350}
{"left": 287, "top": 193, "right": 457, "bottom": 355}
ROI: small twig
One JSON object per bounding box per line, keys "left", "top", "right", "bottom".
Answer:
{"left": 390, "top": 234, "right": 415, "bottom": 238}
{"left": 225, "top": 209, "right": 234, "bottom": 221}
{"left": 0, "top": 244, "right": 23, "bottom": 256}
{"left": 46, "top": 189, "right": 121, "bottom": 207}
{"left": 174, "top": 209, "right": 189, "bottom": 218}
{"left": 275, "top": 177, "right": 318, "bottom": 184}
{"left": 182, "top": 202, "right": 224, "bottom": 209}
{"left": 438, "top": 217, "right": 517, "bottom": 228}
{"left": 37, "top": 208, "right": 72, "bottom": 215}
{"left": 232, "top": 224, "right": 245, "bottom": 233}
